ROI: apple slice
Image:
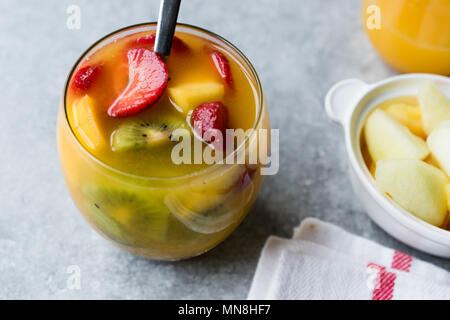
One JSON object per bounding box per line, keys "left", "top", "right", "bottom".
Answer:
{"left": 427, "top": 121, "right": 450, "bottom": 177}
{"left": 375, "top": 159, "right": 449, "bottom": 227}
{"left": 72, "top": 95, "right": 104, "bottom": 150}
{"left": 446, "top": 184, "right": 450, "bottom": 213}
{"left": 364, "top": 109, "right": 429, "bottom": 163}
{"left": 384, "top": 103, "right": 426, "bottom": 138}
{"left": 418, "top": 82, "right": 450, "bottom": 135}
{"left": 168, "top": 82, "right": 224, "bottom": 114}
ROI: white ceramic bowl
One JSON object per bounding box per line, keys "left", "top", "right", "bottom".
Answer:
{"left": 325, "top": 74, "right": 450, "bottom": 258}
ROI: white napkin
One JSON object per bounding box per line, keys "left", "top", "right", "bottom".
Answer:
{"left": 248, "top": 218, "right": 450, "bottom": 300}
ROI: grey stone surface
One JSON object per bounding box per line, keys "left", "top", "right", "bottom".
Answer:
{"left": 0, "top": 0, "right": 448, "bottom": 299}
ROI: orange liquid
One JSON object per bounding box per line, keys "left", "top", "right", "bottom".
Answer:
{"left": 363, "top": 0, "right": 450, "bottom": 74}
{"left": 66, "top": 30, "right": 258, "bottom": 178}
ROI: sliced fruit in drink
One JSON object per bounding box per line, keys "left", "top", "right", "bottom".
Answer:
{"left": 72, "top": 65, "right": 102, "bottom": 91}
{"left": 418, "top": 82, "right": 450, "bottom": 135}
{"left": 189, "top": 164, "right": 247, "bottom": 195}
{"left": 427, "top": 121, "right": 450, "bottom": 177}
{"left": 165, "top": 194, "right": 242, "bottom": 234}
{"left": 239, "top": 167, "right": 257, "bottom": 191}
{"left": 108, "top": 48, "right": 168, "bottom": 118}
{"left": 375, "top": 159, "right": 449, "bottom": 227}
{"left": 384, "top": 103, "right": 426, "bottom": 138}
{"left": 164, "top": 165, "right": 248, "bottom": 234}
{"left": 85, "top": 200, "right": 127, "bottom": 245}
{"left": 133, "top": 33, "right": 188, "bottom": 52}
{"left": 168, "top": 82, "right": 224, "bottom": 114}
{"left": 84, "top": 186, "right": 171, "bottom": 244}
{"left": 112, "top": 115, "right": 190, "bottom": 152}
{"left": 364, "top": 109, "right": 429, "bottom": 163}
{"left": 134, "top": 34, "right": 157, "bottom": 47}
{"left": 72, "top": 95, "right": 105, "bottom": 150}
{"left": 210, "top": 50, "right": 233, "bottom": 87}
{"left": 191, "top": 101, "right": 228, "bottom": 146}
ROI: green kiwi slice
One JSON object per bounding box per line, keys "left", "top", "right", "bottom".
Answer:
{"left": 165, "top": 194, "right": 239, "bottom": 234}
{"left": 83, "top": 186, "right": 171, "bottom": 246}
{"left": 111, "top": 115, "right": 191, "bottom": 152}
{"left": 165, "top": 184, "right": 254, "bottom": 235}
{"left": 164, "top": 165, "right": 252, "bottom": 234}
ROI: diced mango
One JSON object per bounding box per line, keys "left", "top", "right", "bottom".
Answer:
{"left": 418, "top": 82, "right": 450, "bottom": 135}
{"left": 168, "top": 82, "right": 224, "bottom": 114}
{"left": 73, "top": 95, "right": 104, "bottom": 150}
{"left": 364, "top": 109, "right": 429, "bottom": 163}
{"left": 376, "top": 159, "right": 449, "bottom": 227}
{"left": 384, "top": 103, "right": 426, "bottom": 138}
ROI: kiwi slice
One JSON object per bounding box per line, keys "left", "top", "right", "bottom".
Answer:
{"left": 83, "top": 186, "right": 171, "bottom": 246}
{"left": 165, "top": 184, "right": 254, "bottom": 234}
{"left": 112, "top": 115, "right": 190, "bottom": 152}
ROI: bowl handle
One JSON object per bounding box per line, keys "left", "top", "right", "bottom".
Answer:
{"left": 325, "top": 79, "right": 368, "bottom": 126}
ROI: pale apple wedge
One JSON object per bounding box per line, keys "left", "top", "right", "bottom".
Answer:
{"left": 418, "top": 82, "right": 450, "bottom": 135}
{"left": 446, "top": 184, "right": 450, "bottom": 213}
{"left": 427, "top": 121, "right": 450, "bottom": 177}
{"left": 384, "top": 103, "right": 426, "bottom": 138}
{"left": 168, "top": 82, "right": 224, "bottom": 114}
{"left": 364, "top": 109, "right": 429, "bottom": 163}
{"left": 375, "top": 159, "right": 449, "bottom": 227}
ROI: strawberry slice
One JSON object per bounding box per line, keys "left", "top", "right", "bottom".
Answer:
{"left": 191, "top": 102, "right": 228, "bottom": 146}
{"left": 108, "top": 48, "right": 168, "bottom": 118}
{"left": 135, "top": 34, "right": 156, "bottom": 47}
{"left": 240, "top": 167, "right": 256, "bottom": 190}
{"left": 134, "top": 34, "right": 188, "bottom": 52}
{"left": 210, "top": 50, "right": 233, "bottom": 86}
{"left": 72, "top": 65, "right": 102, "bottom": 91}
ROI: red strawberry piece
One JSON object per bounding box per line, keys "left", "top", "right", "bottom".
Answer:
{"left": 135, "top": 34, "right": 156, "bottom": 46}
{"left": 210, "top": 50, "right": 233, "bottom": 86}
{"left": 191, "top": 102, "right": 228, "bottom": 146}
{"left": 171, "top": 36, "right": 189, "bottom": 52}
{"left": 72, "top": 65, "right": 102, "bottom": 91}
{"left": 134, "top": 34, "right": 188, "bottom": 52}
{"left": 108, "top": 48, "right": 168, "bottom": 118}
{"left": 240, "top": 167, "right": 256, "bottom": 190}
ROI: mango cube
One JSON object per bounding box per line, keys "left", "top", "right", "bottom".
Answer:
{"left": 73, "top": 95, "right": 104, "bottom": 150}
{"left": 168, "top": 82, "right": 224, "bottom": 114}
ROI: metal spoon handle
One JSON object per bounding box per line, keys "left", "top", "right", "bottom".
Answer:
{"left": 154, "top": 0, "right": 181, "bottom": 56}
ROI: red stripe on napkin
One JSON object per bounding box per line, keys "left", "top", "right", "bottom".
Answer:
{"left": 391, "top": 251, "right": 412, "bottom": 272}
{"left": 367, "top": 263, "right": 397, "bottom": 300}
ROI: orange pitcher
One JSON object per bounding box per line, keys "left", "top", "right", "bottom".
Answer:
{"left": 362, "top": 0, "right": 450, "bottom": 75}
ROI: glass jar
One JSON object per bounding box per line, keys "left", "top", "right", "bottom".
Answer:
{"left": 57, "top": 23, "right": 270, "bottom": 260}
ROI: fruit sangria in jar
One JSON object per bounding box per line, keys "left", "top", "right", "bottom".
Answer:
{"left": 362, "top": 0, "right": 450, "bottom": 75}
{"left": 57, "top": 23, "right": 270, "bottom": 260}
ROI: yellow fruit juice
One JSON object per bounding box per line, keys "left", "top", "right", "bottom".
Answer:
{"left": 363, "top": 0, "right": 450, "bottom": 75}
